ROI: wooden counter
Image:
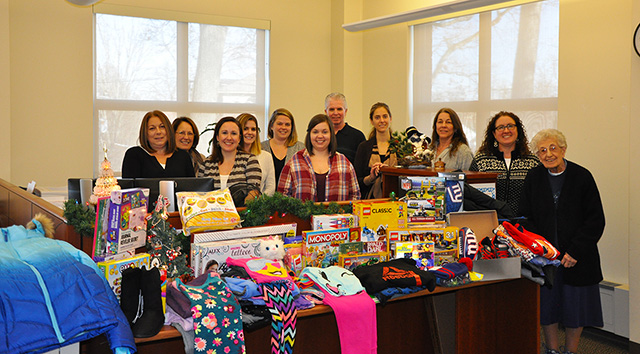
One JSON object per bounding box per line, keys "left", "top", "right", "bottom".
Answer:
{"left": 82, "top": 277, "right": 539, "bottom": 354}
{"left": 1, "top": 177, "right": 538, "bottom": 354}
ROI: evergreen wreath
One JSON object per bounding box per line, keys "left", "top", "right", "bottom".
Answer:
{"left": 239, "top": 192, "right": 352, "bottom": 227}
{"left": 62, "top": 200, "right": 96, "bottom": 238}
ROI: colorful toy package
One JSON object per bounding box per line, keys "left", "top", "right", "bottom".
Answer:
{"left": 92, "top": 188, "right": 149, "bottom": 262}
{"left": 97, "top": 253, "right": 150, "bottom": 301}
{"left": 387, "top": 226, "right": 458, "bottom": 266}
{"left": 191, "top": 237, "right": 274, "bottom": 277}
{"left": 302, "top": 228, "right": 355, "bottom": 268}
{"left": 311, "top": 214, "right": 358, "bottom": 230}
{"left": 394, "top": 241, "right": 435, "bottom": 269}
{"left": 398, "top": 176, "right": 446, "bottom": 223}
{"left": 176, "top": 189, "right": 241, "bottom": 235}
{"left": 353, "top": 201, "right": 407, "bottom": 238}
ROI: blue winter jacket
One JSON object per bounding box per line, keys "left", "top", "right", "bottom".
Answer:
{"left": 0, "top": 220, "right": 136, "bottom": 354}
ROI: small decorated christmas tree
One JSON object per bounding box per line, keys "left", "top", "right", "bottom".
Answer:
{"left": 90, "top": 147, "right": 121, "bottom": 204}
{"left": 146, "top": 196, "right": 192, "bottom": 279}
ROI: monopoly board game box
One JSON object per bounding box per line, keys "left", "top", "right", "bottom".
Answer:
{"left": 302, "top": 228, "right": 358, "bottom": 268}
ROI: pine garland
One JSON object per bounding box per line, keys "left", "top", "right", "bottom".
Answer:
{"left": 239, "top": 192, "right": 352, "bottom": 227}
{"left": 62, "top": 200, "right": 96, "bottom": 238}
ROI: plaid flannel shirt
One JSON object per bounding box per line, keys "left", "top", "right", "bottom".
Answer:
{"left": 277, "top": 149, "right": 360, "bottom": 202}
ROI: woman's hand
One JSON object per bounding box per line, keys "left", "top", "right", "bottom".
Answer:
{"left": 561, "top": 253, "right": 577, "bottom": 268}
{"left": 369, "top": 162, "right": 386, "bottom": 179}
{"left": 244, "top": 189, "right": 261, "bottom": 205}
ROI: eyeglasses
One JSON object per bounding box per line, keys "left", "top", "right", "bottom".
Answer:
{"left": 494, "top": 124, "right": 517, "bottom": 132}
{"left": 177, "top": 131, "right": 194, "bottom": 137}
{"left": 536, "top": 144, "right": 561, "bottom": 156}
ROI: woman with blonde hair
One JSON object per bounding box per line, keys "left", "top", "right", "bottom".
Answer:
{"left": 237, "top": 113, "right": 276, "bottom": 195}
{"left": 261, "top": 108, "right": 305, "bottom": 185}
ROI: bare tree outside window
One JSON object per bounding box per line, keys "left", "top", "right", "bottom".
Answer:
{"left": 94, "top": 14, "right": 267, "bottom": 175}
{"left": 412, "top": 0, "right": 558, "bottom": 152}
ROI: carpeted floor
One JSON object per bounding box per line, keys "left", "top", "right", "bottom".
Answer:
{"left": 540, "top": 327, "right": 629, "bottom": 354}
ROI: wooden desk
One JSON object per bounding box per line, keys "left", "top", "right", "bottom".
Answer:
{"left": 0, "top": 178, "right": 538, "bottom": 354}
{"left": 82, "top": 277, "right": 539, "bottom": 354}
{"left": 380, "top": 167, "right": 498, "bottom": 198}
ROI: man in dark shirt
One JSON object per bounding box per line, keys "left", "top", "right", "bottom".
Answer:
{"left": 324, "top": 92, "right": 365, "bottom": 164}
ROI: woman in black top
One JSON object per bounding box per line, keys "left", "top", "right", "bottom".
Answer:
{"left": 122, "top": 110, "right": 195, "bottom": 178}
{"left": 354, "top": 102, "right": 397, "bottom": 199}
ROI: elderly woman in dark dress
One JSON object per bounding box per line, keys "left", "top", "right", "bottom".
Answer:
{"left": 519, "top": 129, "right": 605, "bottom": 354}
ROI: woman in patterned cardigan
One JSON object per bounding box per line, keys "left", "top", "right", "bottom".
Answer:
{"left": 198, "top": 117, "right": 262, "bottom": 203}
{"left": 469, "top": 111, "right": 539, "bottom": 214}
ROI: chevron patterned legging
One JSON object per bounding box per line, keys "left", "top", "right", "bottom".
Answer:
{"left": 260, "top": 281, "right": 297, "bottom": 354}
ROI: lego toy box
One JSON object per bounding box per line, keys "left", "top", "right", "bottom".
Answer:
{"left": 311, "top": 214, "right": 358, "bottom": 230}
{"left": 97, "top": 253, "right": 150, "bottom": 301}
{"left": 353, "top": 201, "right": 407, "bottom": 240}
{"left": 92, "top": 188, "right": 149, "bottom": 262}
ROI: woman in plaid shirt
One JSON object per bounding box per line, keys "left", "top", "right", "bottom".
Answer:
{"left": 277, "top": 114, "right": 360, "bottom": 201}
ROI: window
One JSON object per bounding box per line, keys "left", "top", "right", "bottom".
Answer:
{"left": 411, "top": 0, "right": 558, "bottom": 152}
{"left": 94, "top": 10, "right": 269, "bottom": 175}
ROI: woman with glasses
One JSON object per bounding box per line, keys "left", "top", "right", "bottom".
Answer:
{"left": 172, "top": 117, "right": 204, "bottom": 174}
{"left": 427, "top": 107, "right": 474, "bottom": 170}
{"left": 122, "top": 110, "right": 195, "bottom": 178}
{"left": 520, "top": 129, "right": 605, "bottom": 354}
{"left": 469, "top": 111, "right": 539, "bottom": 214}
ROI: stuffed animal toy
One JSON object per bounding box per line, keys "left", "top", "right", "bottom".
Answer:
{"left": 259, "top": 236, "right": 285, "bottom": 261}
{"left": 405, "top": 126, "right": 434, "bottom": 162}
{"left": 27, "top": 213, "right": 55, "bottom": 238}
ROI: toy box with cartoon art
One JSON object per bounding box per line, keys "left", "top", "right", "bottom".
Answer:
{"left": 283, "top": 235, "right": 304, "bottom": 276}
{"left": 339, "top": 253, "right": 386, "bottom": 271}
{"left": 387, "top": 226, "right": 458, "bottom": 266}
{"left": 92, "top": 188, "right": 149, "bottom": 262}
{"left": 394, "top": 241, "right": 435, "bottom": 269}
{"left": 302, "top": 227, "right": 359, "bottom": 268}
{"left": 311, "top": 214, "right": 358, "bottom": 230}
{"left": 397, "top": 176, "right": 446, "bottom": 223}
{"left": 97, "top": 253, "right": 150, "bottom": 301}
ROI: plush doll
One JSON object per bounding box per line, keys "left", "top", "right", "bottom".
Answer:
{"left": 259, "top": 236, "right": 285, "bottom": 261}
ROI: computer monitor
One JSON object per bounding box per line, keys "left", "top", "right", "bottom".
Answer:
{"left": 133, "top": 177, "right": 215, "bottom": 211}
{"left": 67, "top": 178, "right": 136, "bottom": 202}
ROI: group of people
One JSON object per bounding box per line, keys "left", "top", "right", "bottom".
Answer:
{"left": 121, "top": 93, "right": 605, "bottom": 354}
